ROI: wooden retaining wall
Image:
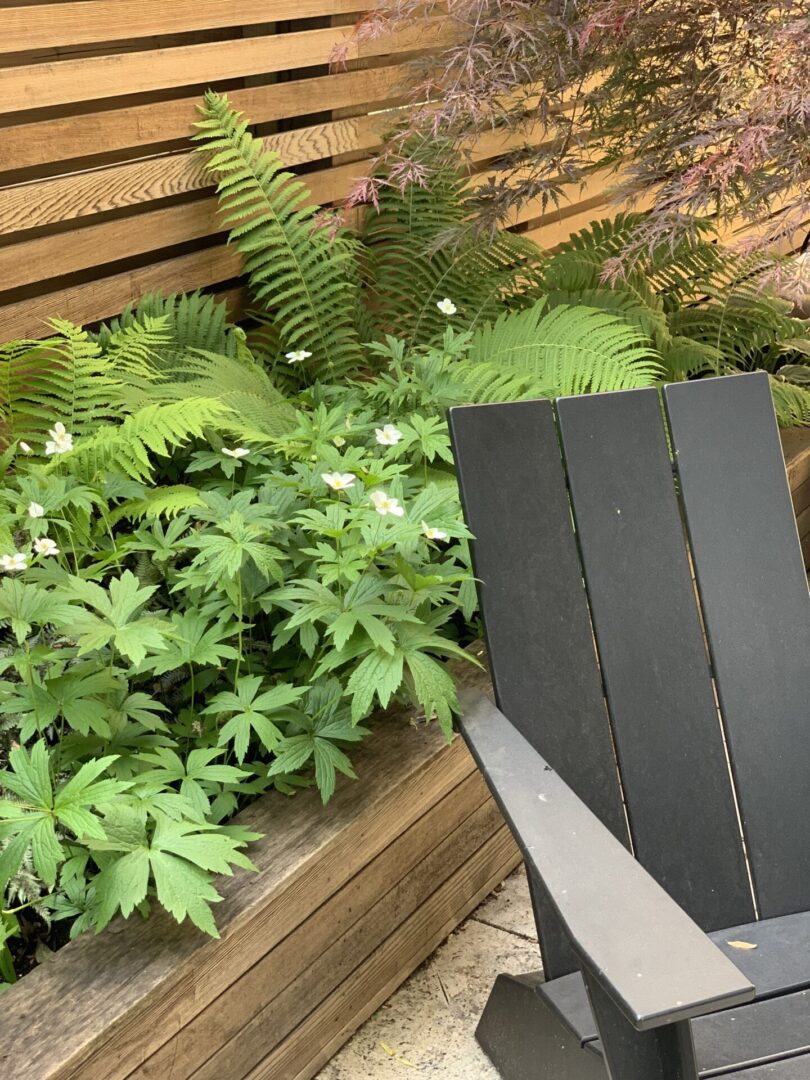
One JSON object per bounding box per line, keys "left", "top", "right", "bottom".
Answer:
{"left": 0, "top": 660, "right": 519, "bottom": 1080}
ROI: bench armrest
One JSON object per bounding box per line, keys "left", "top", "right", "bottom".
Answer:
{"left": 459, "top": 687, "right": 755, "bottom": 1031}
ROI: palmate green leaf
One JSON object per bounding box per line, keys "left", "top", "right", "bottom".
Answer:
{"left": 0, "top": 579, "right": 78, "bottom": 644}
{"left": 144, "top": 611, "right": 239, "bottom": 676}
{"left": 203, "top": 675, "right": 307, "bottom": 763}
{"left": 66, "top": 570, "right": 168, "bottom": 664}
{"left": 135, "top": 747, "right": 249, "bottom": 820}
{"left": 0, "top": 665, "right": 119, "bottom": 741}
{"left": 90, "top": 806, "right": 257, "bottom": 937}
{"left": 345, "top": 649, "right": 405, "bottom": 724}
{"left": 267, "top": 696, "right": 367, "bottom": 803}
{"left": 0, "top": 742, "right": 127, "bottom": 887}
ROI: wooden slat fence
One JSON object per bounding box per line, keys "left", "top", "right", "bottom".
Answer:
{"left": 0, "top": 1, "right": 628, "bottom": 341}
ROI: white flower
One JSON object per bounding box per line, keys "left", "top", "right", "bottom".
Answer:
{"left": 222, "top": 446, "right": 250, "bottom": 461}
{"left": 18, "top": 442, "right": 32, "bottom": 455}
{"left": 27, "top": 502, "right": 45, "bottom": 519}
{"left": 370, "top": 490, "right": 405, "bottom": 517}
{"left": 322, "top": 471, "right": 356, "bottom": 491}
{"left": 286, "top": 350, "right": 313, "bottom": 364}
{"left": 45, "top": 422, "right": 73, "bottom": 456}
{"left": 421, "top": 521, "right": 448, "bottom": 541}
{"left": 437, "top": 298, "right": 457, "bottom": 316}
{"left": 0, "top": 552, "right": 28, "bottom": 573}
{"left": 375, "top": 424, "right": 403, "bottom": 446}
{"left": 33, "top": 537, "right": 59, "bottom": 557}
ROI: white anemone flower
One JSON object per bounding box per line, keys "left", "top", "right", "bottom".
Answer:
{"left": 437, "top": 298, "right": 457, "bottom": 316}
{"left": 375, "top": 424, "right": 403, "bottom": 446}
{"left": 33, "top": 537, "right": 59, "bottom": 557}
{"left": 222, "top": 446, "right": 250, "bottom": 461}
{"left": 286, "top": 350, "right": 313, "bottom": 364}
{"left": 18, "top": 442, "right": 32, "bottom": 455}
{"left": 27, "top": 502, "right": 45, "bottom": 519}
{"left": 0, "top": 552, "right": 28, "bottom": 573}
{"left": 322, "top": 471, "right": 356, "bottom": 491}
{"left": 45, "top": 422, "right": 73, "bottom": 456}
{"left": 421, "top": 521, "right": 448, "bottom": 541}
{"left": 370, "top": 491, "right": 405, "bottom": 517}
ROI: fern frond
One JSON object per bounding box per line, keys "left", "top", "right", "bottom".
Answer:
{"left": 194, "top": 91, "right": 362, "bottom": 378}
{"left": 362, "top": 154, "right": 542, "bottom": 346}
{"left": 95, "top": 291, "right": 241, "bottom": 361}
{"left": 117, "top": 485, "right": 207, "bottom": 520}
{"left": 463, "top": 300, "right": 663, "bottom": 399}
{"left": 157, "top": 349, "right": 295, "bottom": 441}
{"left": 769, "top": 376, "right": 810, "bottom": 427}
{"left": 63, "top": 398, "right": 233, "bottom": 481}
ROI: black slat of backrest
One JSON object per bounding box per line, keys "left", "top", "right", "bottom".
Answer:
{"left": 448, "top": 399, "right": 627, "bottom": 846}
{"left": 556, "top": 388, "right": 755, "bottom": 930}
{"left": 663, "top": 373, "right": 810, "bottom": 920}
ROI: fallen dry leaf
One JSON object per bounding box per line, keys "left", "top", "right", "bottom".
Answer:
{"left": 726, "top": 940, "right": 758, "bottom": 950}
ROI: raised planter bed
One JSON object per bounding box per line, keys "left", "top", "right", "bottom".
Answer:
{"left": 0, "top": 657, "right": 518, "bottom": 1080}
{"left": 781, "top": 427, "right": 810, "bottom": 568}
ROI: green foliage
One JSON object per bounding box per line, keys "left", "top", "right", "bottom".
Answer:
{"left": 194, "top": 91, "right": 363, "bottom": 379}
{"left": 538, "top": 214, "right": 810, "bottom": 424}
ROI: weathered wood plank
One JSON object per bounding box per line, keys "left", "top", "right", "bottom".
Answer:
{"left": 0, "top": 66, "right": 406, "bottom": 174}
{"left": 138, "top": 780, "right": 503, "bottom": 1079}
{"left": 249, "top": 831, "right": 520, "bottom": 1080}
{"left": 0, "top": 245, "right": 242, "bottom": 341}
{"left": 1, "top": 0, "right": 364, "bottom": 53}
{"left": 0, "top": 22, "right": 453, "bottom": 114}
{"left": 0, "top": 685, "right": 488, "bottom": 1080}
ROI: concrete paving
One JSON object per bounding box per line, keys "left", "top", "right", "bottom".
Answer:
{"left": 317, "top": 867, "right": 538, "bottom": 1078}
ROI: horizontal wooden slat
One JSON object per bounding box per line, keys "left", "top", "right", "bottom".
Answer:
{"left": 0, "top": 115, "right": 393, "bottom": 234}
{"left": 0, "top": 65, "right": 406, "bottom": 175}
{"left": 0, "top": 245, "right": 242, "bottom": 339}
{"left": 0, "top": 157, "right": 368, "bottom": 293}
{"left": 0, "top": 112, "right": 550, "bottom": 235}
{"left": 0, "top": 21, "right": 453, "bottom": 115}
{"left": 133, "top": 772, "right": 499, "bottom": 1078}
{"left": 0, "top": 709, "right": 481, "bottom": 1080}
{"left": 1, "top": 0, "right": 365, "bottom": 54}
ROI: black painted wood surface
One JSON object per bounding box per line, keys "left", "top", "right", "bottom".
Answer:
{"left": 459, "top": 687, "right": 754, "bottom": 1030}
{"left": 664, "top": 374, "right": 810, "bottom": 919}
{"left": 557, "top": 388, "right": 754, "bottom": 931}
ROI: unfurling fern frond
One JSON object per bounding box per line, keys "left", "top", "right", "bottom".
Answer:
{"left": 461, "top": 300, "right": 663, "bottom": 401}
{"left": 158, "top": 349, "right": 295, "bottom": 441}
{"left": 63, "top": 398, "right": 233, "bottom": 482}
{"left": 194, "top": 91, "right": 362, "bottom": 379}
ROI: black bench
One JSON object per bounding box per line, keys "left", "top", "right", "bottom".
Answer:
{"left": 448, "top": 373, "right": 810, "bottom": 1079}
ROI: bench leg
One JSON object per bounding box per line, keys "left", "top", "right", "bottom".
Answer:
{"left": 476, "top": 971, "right": 608, "bottom": 1080}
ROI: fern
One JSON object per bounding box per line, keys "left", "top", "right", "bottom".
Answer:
{"left": 361, "top": 153, "right": 542, "bottom": 346}
{"left": 63, "top": 398, "right": 233, "bottom": 482}
{"left": 94, "top": 291, "right": 241, "bottom": 362}
{"left": 462, "top": 300, "right": 663, "bottom": 400}
{"left": 194, "top": 91, "right": 363, "bottom": 378}
{"left": 157, "top": 349, "right": 295, "bottom": 441}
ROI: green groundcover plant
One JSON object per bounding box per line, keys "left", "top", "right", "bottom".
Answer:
{"left": 0, "top": 90, "right": 808, "bottom": 985}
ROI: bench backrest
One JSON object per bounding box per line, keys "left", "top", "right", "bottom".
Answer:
{"left": 449, "top": 373, "right": 810, "bottom": 943}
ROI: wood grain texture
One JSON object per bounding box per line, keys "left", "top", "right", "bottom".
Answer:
{"left": 0, "top": 22, "right": 451, "bottom": 114}
{"left": 0, "top": 659, "right": 505, "bottom": 1080}
{"left": 0, "top": 66, "right": 406, "bottom": 174}
{"left": 2, "top": 0, "right": 365, "bottom": 53}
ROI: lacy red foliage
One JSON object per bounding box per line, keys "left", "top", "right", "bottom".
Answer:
{"left": 341, "top": 1, "right": 810, "bottom": 264}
